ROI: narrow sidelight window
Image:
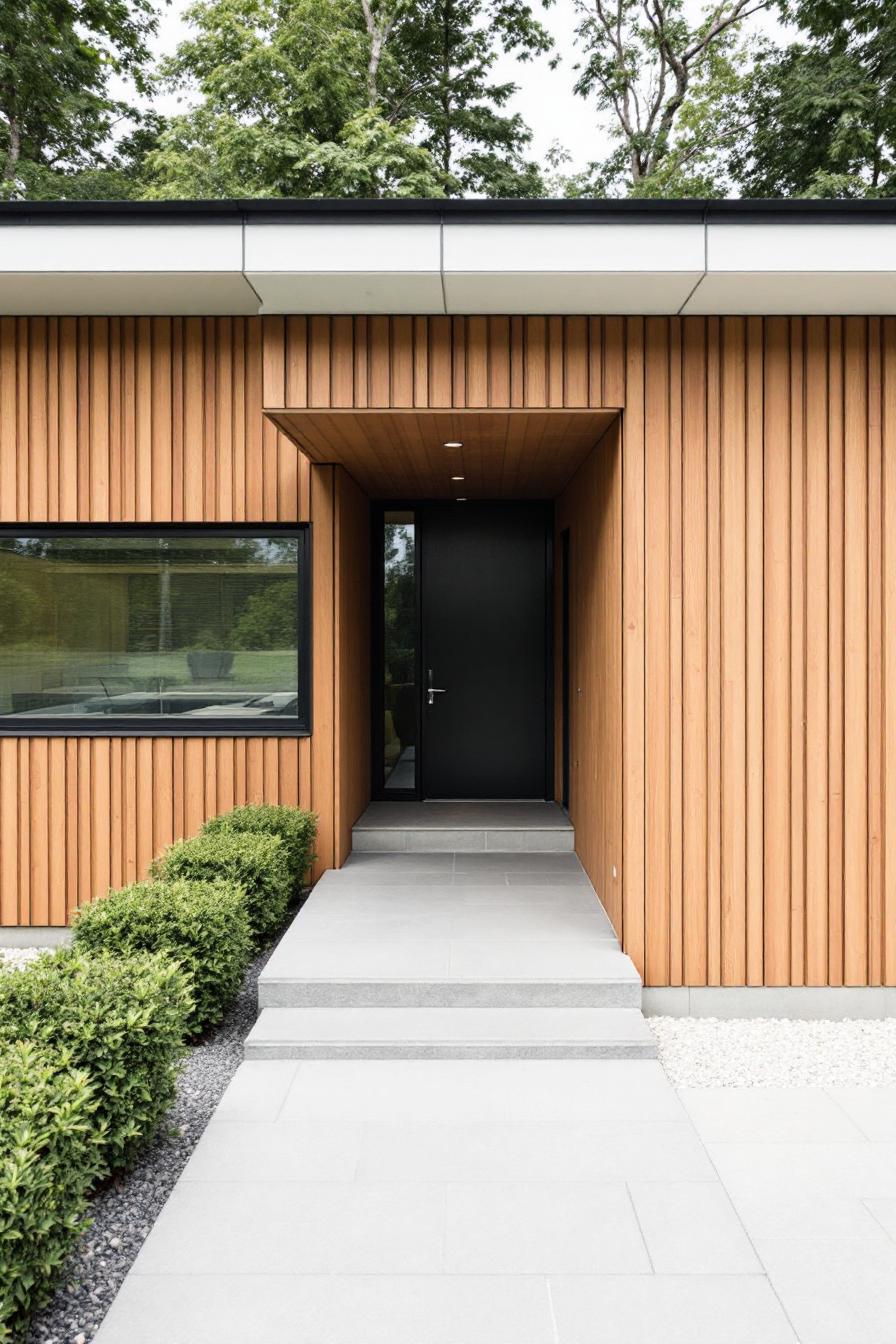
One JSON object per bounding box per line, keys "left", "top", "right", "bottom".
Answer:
{"left": 0, "top": 527, "right": 310, "bottom": 734}
{"left": 382, "top": 511, "right": 418, "bottom": 793}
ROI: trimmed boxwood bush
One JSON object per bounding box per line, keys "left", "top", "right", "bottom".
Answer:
{"left": 0, "top": 950, "right": 191, "bottom": 1175}
{"left": 0, "top": 1041, "right": 103, "bottom": 1342}
{"left": 152, "top": 831, "right": 291, "bottom": 945}
{"left": 201, "top": 805, "right": 317, "bottom": 893}
{"left": 72, "top": 879, "right": 252, "bottom": 1036}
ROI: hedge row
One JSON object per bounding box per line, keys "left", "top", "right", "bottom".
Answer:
{"left": 0, "top": 803, "right": 316, "bottom": 1342}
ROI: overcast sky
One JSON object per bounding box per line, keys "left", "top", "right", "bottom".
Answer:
{"left": 149, "top": 0, "right": 786, "bottom": 177}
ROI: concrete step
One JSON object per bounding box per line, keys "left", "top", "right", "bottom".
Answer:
{"left": 351, "top": 801, "right": 575, "bottom": 854}
{"left": 258, "top": 972, "right": 641, "bottom": 1010}
{"left": 351, "top": 826, "right": 574, "bottom": 854}
{"left": 244, "top": 1006, "right": 657, "bottom": 1060}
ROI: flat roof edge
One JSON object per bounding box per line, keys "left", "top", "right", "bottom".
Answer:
{"left": 1, "top": 198, "right": 895, "bottom": 225}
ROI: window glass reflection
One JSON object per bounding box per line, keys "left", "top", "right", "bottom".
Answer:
{"left": 383, "top": 513, "right": 417, "bottom": 790}
{"left": 0, "top": 533, "right": 302, "bottom": 721}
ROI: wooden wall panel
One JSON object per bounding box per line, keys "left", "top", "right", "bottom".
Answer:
{"left": 0, "top": 317, "right": 307, "bottom": 522}
{"left": 2, "top": 313, "right": 893, "bottom": 989}
{"left": 0, "top": 317, "right": 321, "bottom": 926}
{"left": 0, "top": 736, "right": 309, "bottom": 924}
{"left": 555, "top": 423, "right": 623, "bottom": 939}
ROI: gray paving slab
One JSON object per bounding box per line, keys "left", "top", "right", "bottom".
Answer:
{"left": 627, "top": 1180, "right": 762, "bottom": 1273}
{"left": 680, "top": 1087, "right": 868, "bottom": 1142}
{"left": 548, "top": 1274, "right": 798, "bottom": 1343}
{"left": 96, "top": 1274, "right": 558, "bottom": 1344}
{"left": 444, "top": 1181, "right": 652, "bottom": 1274}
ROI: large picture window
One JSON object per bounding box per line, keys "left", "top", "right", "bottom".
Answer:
{"left": 0, "top": 527, "right": 310, "bottom": 734}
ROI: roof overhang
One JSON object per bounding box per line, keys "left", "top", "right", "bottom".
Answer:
{"left": 1, "top": 199, "right": 895, "bottom": 316}
{"left": 266, "top": 407, "right": 619, "bottom": 499}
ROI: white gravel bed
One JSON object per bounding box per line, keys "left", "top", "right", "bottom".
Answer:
{"left": 24, "top": 943, "right": 277, "bottom": 1344}
{"left": 650, "top": 1015, "right": 896, "bottom": 1088}
{"left": 0, "top": 946, "right": 46, "bottom": 971}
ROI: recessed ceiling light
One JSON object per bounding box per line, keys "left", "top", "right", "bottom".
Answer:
{"left": 456, "top": 497, "right": 467, "bottom": 502}
{"left": 443, "top": 440, "right": 463, "bottom": 449}
{"left": 451, "top": 475, "right": 465, "bottom": 481}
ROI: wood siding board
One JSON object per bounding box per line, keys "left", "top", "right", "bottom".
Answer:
{"left": 867, "top": 318, "right": 884, "bottom": 985}
{"left": 804, "top": 317, "right": 830, "bottom": 983}
{"left": 622, "top": 317, "right": 646, "bottom": 976}
{"left": 884, "top": 318, "right": 896, "bottom": 985}
{"left": 843, "top": 317, "right": 869, "bottom": 984}
{"left": 828, "top": 318, "right": 846, "bottom": 984}
{"left": 644, "top": 317, "right": 671, "bottom": 985}
{"left": 763, "top": 317, "right": 792, "bottom": 985}
{"left": 789, "top": 318, "right": 806, "bottom": 985}
{"left": 721, "top": 317, "right": 747, "bottom": 985}
{"left": 682, "top": 318, "right": 709, "bottom": 984}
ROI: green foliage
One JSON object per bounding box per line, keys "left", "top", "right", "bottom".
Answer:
{"left": 139, "top": 0, "right": 548, "bottom": 199}
{"left": 0, "top": 573, "right": 40, "bottom": 645}
{"left": 731, "top": 1, "right": 896, "bottom": 198}
{"left": 201, "top": 805, "right": 317, "bottom": 892}
{"left": 568, "top": 0, "right": 767, "bottom": 197}
{"left": 0, "top": 950, "right": 191, "bottom": 1175}
{"left": 152, "top": 831, "right": 291, "bottom": 945}
{"left": 0, "top": 1041, "right": 104, "bottom": 1342}
{"left": 73, "top": 880, "right": 252, "bottom": 1035}
{"left": 0, "top": 0, "right": 160, "bottom": 200}
{"left": 391, "top": 0, "right": 551, "bottom": 196}
{"left": 232, "top": 579, "right": 299, "bottom": 650}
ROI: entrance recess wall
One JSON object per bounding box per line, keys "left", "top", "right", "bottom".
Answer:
{"left": 263, "top": 315, "right": 896, "bottom": 990}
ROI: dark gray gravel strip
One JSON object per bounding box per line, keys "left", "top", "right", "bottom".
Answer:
{"left": 25, "top": 946, "right": 274, "bottom": 1344}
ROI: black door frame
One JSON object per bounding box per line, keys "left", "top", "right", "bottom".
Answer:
{"left": 371, "top": 500, "right": 554, "bottom": 802}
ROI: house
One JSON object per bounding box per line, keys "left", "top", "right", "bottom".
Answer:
{"left": 0, "top": 198, "right": 893, "bottom": 1002}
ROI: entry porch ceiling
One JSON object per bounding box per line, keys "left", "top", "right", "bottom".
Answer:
{"left": 266, "top": 408, "right": 618, "bottom": 499}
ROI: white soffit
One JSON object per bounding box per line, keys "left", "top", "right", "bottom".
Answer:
{"left": 683, "top": 221, "right": 896, "bottom": 314}
{"left": 683, "top": 272, "right": 896, "bottom": 316}
{"left": 442, "top": 222, "right": 703, "bottom": 314}
{"left": 244, "top": 222, "right": 443, "bottom": 313}
{"left": 0, "top": 222, "right": 257, "bottom": 315}
{"left": 0, "top": 273, "right": 259, "bottom": 317}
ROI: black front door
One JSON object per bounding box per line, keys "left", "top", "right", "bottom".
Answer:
{"left": 420, "top": 502, "right": 550, "bottom": 799}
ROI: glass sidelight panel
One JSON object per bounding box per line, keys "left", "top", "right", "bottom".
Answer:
{"left": 382, "top": 511, "right": 418, "bottom": 792}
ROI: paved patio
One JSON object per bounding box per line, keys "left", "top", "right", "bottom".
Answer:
{"left": 93, "top": 1058, "right": 896, "bottom": 1343}
{"left": 92, "top": 847, "right": 896, "bottom": 1343}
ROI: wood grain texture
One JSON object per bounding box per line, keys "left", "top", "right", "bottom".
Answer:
{"left": 1, "top": 314, "right": 893, "bottom": 990}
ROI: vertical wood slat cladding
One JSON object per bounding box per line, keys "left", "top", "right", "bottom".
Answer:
{"left": 0, "top": 317, "right": 321, "bottom": 925}
{"left": 262, "top": 314, "right": 894, "bottom": 988}
{"left": 0, "top": 317, "right": 309, "bottom": 522}
{"left": 0, "top": 737, "right": 303, "bottom": 924}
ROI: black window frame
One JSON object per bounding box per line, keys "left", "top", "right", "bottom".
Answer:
{"left": 0, "top": 523, "right": 312, "bottom": 738}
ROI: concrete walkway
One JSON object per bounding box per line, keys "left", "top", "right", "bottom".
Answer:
{"left": 93, "top": 850, "right": 896, "bottom": 1343}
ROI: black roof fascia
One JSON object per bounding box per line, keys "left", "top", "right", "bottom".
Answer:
{"left": 0, "top": 198, "right": 894, "bottom": 226}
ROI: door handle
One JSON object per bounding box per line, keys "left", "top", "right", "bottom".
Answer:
{"left": 426, "top": 669, "right": 446, "bottom": 707}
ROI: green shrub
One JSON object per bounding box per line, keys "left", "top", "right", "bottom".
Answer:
{"left": 152, "top": 831, "right": 290, "bottom": 945}
{"left": 72, "top": 879, "right": 252, "bottom": 1036}
{"left": 0, "top": 950, "right": 191, "bottom": 1175}
{"left": 202, "top": 805, "right": 317, "bottom": 893}
{"left": 0, "top": 1041, "right": 103, "bottom": 1342}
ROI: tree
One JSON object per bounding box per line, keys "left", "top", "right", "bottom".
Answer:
{"left": 141, "top": 0, "right": 551, "bottom": 199}
{"left": 0, "top": 0, "right": 160, "bottom": 200}
{"left": 567, "top": 0, "right": 771, "bottom": 197}
{"left": 142, "top": 0, "right": 444, "bottom": 196}
{"left": 731, "top": 0, "right": 896, "bottom": 197}
{"left": 392, "top": 0, "right": 552, "bottom": 196}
